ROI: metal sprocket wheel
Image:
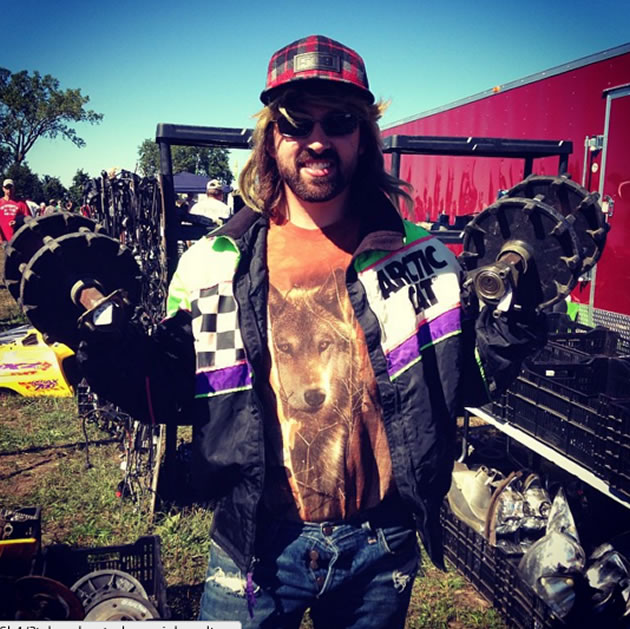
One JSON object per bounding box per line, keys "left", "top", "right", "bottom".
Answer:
{"left": 460, "top": 196, "right": 582, "bottom": 311}
{"left": 4, "top": 212, "right": 101, "bottom": 302}
{"left": 19, "top": 230, "right": 141, "bottom": 347}
{"left": 506, "top": 174, "right": 609, "bottom": 273}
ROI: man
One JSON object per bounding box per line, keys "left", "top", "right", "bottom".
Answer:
{"left": 78, "top": 35, "right": 544, "bottom": 627}
{"left": 189, "top": 179, "right": 230, "bottom": 224}
{"left": 0, "top": 179, "right": 28, "bottom": 243}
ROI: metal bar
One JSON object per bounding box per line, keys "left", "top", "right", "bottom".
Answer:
{"left": 468, "top": 407, "right": 630, "bottom": 510}
{"left": 524, "top": 157, "right": 533, "bottom": 178}
{"left": 157, "top": 140, "right": 178, "bottom": 283}
{"left": 382, "top": 135, "right": 572, "bottom": 160}
{"left": 156, "top": 123, "right": 253, "bottom": 149}
{"left": 391, "top": 152, "right": 401, "bottom": 179}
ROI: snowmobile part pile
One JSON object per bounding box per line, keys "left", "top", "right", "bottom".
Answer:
{"left": 460, "top": 174, "right": 608, "bottom": 313}
{"left": 5, "top": 212, "right": 142, "bottom": 348}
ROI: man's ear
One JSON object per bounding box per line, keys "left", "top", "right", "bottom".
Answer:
{"left": 266, "top": 128, "right": 277, "bottom": 159}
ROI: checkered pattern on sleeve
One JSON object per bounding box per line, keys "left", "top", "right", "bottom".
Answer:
{"left": 191, "top": 282, "right": 246, "bottom": 369}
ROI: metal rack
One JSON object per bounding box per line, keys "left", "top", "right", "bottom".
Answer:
{"left": 464, "top": 406, "right": 630, "bottom": 510}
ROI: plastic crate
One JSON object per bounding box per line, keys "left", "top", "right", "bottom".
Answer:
{"left": 494, "top": 557, "right": 567, "bottom": 629}
{"left": 525, "top": 350, "right": 630, "bottom": 397}
{"left": 481, "top": 392, "right": 509, "bottom": 422}
{"left": 441, "top": 504, "right": 565, "bottom": 628}
{"left": 511, "top": 366, "right": 611, "bottom": 433}
{"left": 546, "top": 314, "right": 621, "bottom": 356}
{"left": 600, "top": 397, "right": 630, "bottom": 500}
{"left": 440, "top": 504, "right": 497, "bottom": 602}
{"left": 506, "top": 381, "right": 608, "bottom": 479}
{"left": 41, "top": 535, "right": 169, "bottom": 619}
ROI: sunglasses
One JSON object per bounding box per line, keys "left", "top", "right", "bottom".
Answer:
{"left": 275, "top": 111, "right": 360, "bottom": 138}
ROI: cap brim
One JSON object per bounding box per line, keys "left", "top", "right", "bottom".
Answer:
{"left": 260, "top": 77, "right": 374, "bottom": 105}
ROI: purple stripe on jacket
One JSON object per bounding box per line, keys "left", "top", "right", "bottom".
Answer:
{"left": 386, "top": 307, "right": 461, "bottom": 377}
{"left": 196, "top": 362, "right": 252, "bottom": 395}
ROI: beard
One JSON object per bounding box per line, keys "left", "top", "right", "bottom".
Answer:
{"left": 277, "top": 148, "right": 357, "bottom": 203}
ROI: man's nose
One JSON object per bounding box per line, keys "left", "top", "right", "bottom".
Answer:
{"left": 306, "top": 122, "right": 332, "bottom": 152}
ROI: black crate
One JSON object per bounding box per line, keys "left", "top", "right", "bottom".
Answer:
{"left": 440, "top": 504, "right": 497, "bottom": 603}
{"left": 546, "top": 314, "right": 621, "bottom": 356}
{"left": 506, "top": 383, "right": 608, "bottom": 479}
{"left": 41, "top": 535, "right": 169, "bottom": 619}
{"left": 494, "top": 557, "right": 566, "bottom": 629}
{"left": 525, "top": 351, "right": 630, "bottom": 398}
{"left": 441, "top": 505, "right": 565, "bottom": 628}
{"left": 481, "top": 391, "right": 509, "bottom": 422}
{"left": 601, "top": 397, "right": 630, "bottom": 499}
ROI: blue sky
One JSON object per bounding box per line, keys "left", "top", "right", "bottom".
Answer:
{"left": 3, "top": 0, "right": 629, "bottom": 188}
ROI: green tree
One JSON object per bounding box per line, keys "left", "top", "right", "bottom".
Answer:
{"left": 137, "top": 138, "right": 233, "bottom": 184}
{"left": 137, "top": 138, "right": 160, "bottom": 178}
{"left": 40, "top": 174, "right": 67, "bottom": 205}
{"left": 68, "top": 168, "right": 91, "bottom": 206}
{"left": 0, "top": 67, "right": 103, "bottom": 166}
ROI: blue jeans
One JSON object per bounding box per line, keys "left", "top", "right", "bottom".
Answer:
{"left": 198, "top": 515, "right": 420, "bottom": 628}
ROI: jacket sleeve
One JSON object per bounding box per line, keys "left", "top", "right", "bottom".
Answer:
{"left": 76, "top": 306, "right": 196, "bottom": 425}
{"left": 460, "top": 278, "right": 547, "bottom": 407}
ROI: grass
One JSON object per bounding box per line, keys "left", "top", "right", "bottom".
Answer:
{"left": 0, "top": 264, "right": 506, "bottom": 626}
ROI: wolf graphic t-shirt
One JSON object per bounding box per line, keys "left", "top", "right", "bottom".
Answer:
{"left": 264, "top": 216, "right": 394, "bottom": 522}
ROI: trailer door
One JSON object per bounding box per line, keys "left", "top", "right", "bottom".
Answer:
{"left": 590, "top": 85, "right": 630, "bottom": 326}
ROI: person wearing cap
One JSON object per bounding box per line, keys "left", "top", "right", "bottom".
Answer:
{"left": 189, "top": 179, "right": 230, "bottom": 225}
{"left": 0, "top": 178, "right": 29, "bottom": 243}
{"left": 76, "top": 35, "right": 545, "bottom": 627}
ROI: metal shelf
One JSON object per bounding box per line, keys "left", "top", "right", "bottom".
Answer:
{"left": 465, "top": 406, "right": 630, "bottom": 510}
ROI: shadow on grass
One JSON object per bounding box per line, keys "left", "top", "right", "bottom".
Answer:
{"left": 167, "top": 582, "right": 204, "bottom": 620}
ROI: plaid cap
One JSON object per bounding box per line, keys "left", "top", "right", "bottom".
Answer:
{"left": 260, "top": 35, "right": 374, "bottom": 104}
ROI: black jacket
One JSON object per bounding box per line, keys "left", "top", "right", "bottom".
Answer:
{"left": 78, "top": 195, "right": 545, "bottom": 573}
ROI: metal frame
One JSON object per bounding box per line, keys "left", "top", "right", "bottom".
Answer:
{"left": 383, "top": 135, "right": 572, "bottom": 181}
{"left": 155, "top": 123, "right": 253, "bottom": 280}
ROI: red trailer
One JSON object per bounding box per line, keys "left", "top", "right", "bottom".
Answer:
{"left": 382, "top": 43, "right": 630, "bottom": 336}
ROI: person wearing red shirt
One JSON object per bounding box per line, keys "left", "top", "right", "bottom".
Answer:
{"left": 0, "top": 179, "right": 28, "bottom": 243}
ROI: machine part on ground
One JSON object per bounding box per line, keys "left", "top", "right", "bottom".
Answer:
{"left": 460, "top": 176, "right": 607, "bottom": 314}
{"left": 82, "top": 591, "right": 160, "bottom": 621}
{"left": 14, "top": 576, "right": 85, "bottom": 620}
{"left": 18, "top": 229, "right": 141, "bottom": 348}
{"left": 70, "top": 569, "right": 148, "bottom": 611}
{"left": 506, "top": 175, "right": 609, "bottom": 273}
{"left": 4, "top": 213, "right": 102, "bottom": 303}
{"left": 460, "top": 195, "right": 582, "bottom": 313}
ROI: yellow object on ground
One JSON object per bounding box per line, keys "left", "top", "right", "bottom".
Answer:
{"left": 0, "top": 324, "right": 75, "bottom": 396}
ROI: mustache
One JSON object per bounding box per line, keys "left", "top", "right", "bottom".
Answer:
{"left": 296, "top": 148, "right": 339, "bottom": 167}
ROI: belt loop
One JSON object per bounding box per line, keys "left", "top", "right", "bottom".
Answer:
{"left": 361, "top": 520, "right": 374, "bottom": 533}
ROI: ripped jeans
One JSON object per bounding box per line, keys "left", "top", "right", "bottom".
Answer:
{"left": 198, "top": 515, "right": 420, "bottom": 628}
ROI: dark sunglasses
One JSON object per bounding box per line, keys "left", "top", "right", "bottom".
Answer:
{"left": 275, "top": 111, "right": 360, "bottom": 138}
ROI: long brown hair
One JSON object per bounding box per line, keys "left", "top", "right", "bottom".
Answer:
{"left": 238, "top": 86, "right": 413, "bottom": 219}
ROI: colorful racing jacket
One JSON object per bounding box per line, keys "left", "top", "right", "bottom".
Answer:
{"left": 78, "top": 195, "right": 545, "bottom": 574}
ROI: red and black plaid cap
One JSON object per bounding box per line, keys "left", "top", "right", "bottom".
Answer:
{"left": 260, "top": 35, "right": 374, "bottom": 104}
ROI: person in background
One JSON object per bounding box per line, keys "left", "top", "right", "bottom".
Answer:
{"left": 0, "top": 178, "right": 28, "bottom": 243}
{"left": 189, "top": 179, "right": 230, "bottom": 225}
{"left": 76, "top": 35, "right": 546, "bottom": 628}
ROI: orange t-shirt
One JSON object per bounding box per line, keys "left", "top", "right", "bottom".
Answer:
{"left": 263, "top": 216, "right": 394, "bottom": 522}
